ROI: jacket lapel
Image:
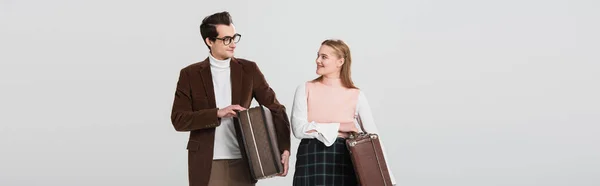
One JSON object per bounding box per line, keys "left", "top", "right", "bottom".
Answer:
{"left": 230, "top": 58, "right": 242, "bottom": 105}
{"left": 198, "top": 58, "right": 217, "bottom": 108}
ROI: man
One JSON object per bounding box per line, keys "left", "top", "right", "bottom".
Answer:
{"left": 170, "top": 11, "right": 291, "bottom": 186}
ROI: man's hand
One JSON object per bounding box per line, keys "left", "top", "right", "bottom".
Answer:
{"left": 217, "top": 105, "right": 246, "bottom": 118}
{"left": 277, "top": 150, "right": 290, "bottom": 177}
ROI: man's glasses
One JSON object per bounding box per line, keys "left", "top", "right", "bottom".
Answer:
{"left": 214, "top": 33, "right": 241, "bottom": 45}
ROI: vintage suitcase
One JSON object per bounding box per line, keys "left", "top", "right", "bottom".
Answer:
{"left": 235, "top": 105, "right": 283, "bottom": 180}
{"left": 346, "top": 115, "right": 393, "bottom": 186}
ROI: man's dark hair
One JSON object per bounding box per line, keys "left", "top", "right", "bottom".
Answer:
{"left": 200, "top": 11, "right": 233, "bottom": 50}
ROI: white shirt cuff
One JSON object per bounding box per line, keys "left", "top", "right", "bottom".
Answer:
{"left": 303, "top": 121, "right": 340, "bottom": 147}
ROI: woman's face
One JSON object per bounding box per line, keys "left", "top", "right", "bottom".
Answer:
{"left": 315, "top": 45, "right": 343, "bottom": 76}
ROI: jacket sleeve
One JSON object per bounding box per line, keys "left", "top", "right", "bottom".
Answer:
{"left": 170, "top": 68, "right": 221, "bottom": 131}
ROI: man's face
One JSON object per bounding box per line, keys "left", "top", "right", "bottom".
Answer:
{"left": 206, "top": 24, "right": 239, "bottom": 60}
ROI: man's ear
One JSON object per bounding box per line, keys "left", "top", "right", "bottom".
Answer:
{"left": 205, "top": 37, "right": 214, "bottom": 48}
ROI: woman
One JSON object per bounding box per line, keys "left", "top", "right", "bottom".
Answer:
{"left": 291, "top": 39, "right": 396, "bottom": 186}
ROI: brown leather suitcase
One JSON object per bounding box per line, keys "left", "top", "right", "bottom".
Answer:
{"left": 346, "top": 115, "right": 393, "bottom": 186}
{"left": 235, "top": 105, "right": 283, "bottom": 180}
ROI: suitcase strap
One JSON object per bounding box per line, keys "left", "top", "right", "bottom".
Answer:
{"left": 370, "top": 135, "right": 388, "bottom": 186}
{"left": 355, "top": 114, "right": 367, "bottom": 133}
{"left": 244, "top": 110, "right": 266, "bottom": 177}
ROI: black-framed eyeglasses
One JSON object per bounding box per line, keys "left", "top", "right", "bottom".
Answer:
{"left": 214, "top": 33, "right": 241, "bottom": 45}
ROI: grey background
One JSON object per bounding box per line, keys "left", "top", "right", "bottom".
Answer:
{"left": 1, "top": 0, "right": 599, "bottom": 185}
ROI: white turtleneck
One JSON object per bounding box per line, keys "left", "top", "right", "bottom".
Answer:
{"left": 209, "top": 53, "right": 241, "bottom": 160}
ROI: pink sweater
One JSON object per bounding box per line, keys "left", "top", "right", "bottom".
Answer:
{"left": 306, "top": 80, "right": 360, "bottom": 124}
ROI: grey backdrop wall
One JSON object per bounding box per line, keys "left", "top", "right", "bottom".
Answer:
{"left": 1, "top": 0, "right": 599, "bottom": 185}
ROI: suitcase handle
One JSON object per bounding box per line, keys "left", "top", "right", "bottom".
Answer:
{"left": 349, "top": 114, "right": 368, "bottom": 139}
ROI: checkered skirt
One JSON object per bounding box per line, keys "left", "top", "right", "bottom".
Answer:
{"left": 293, "top": 137, "right": 358, "bottom": 186}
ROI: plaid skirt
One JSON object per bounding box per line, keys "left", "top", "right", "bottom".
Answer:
{"left": 293, "top": 138, "right": 357, "bottom": 186}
